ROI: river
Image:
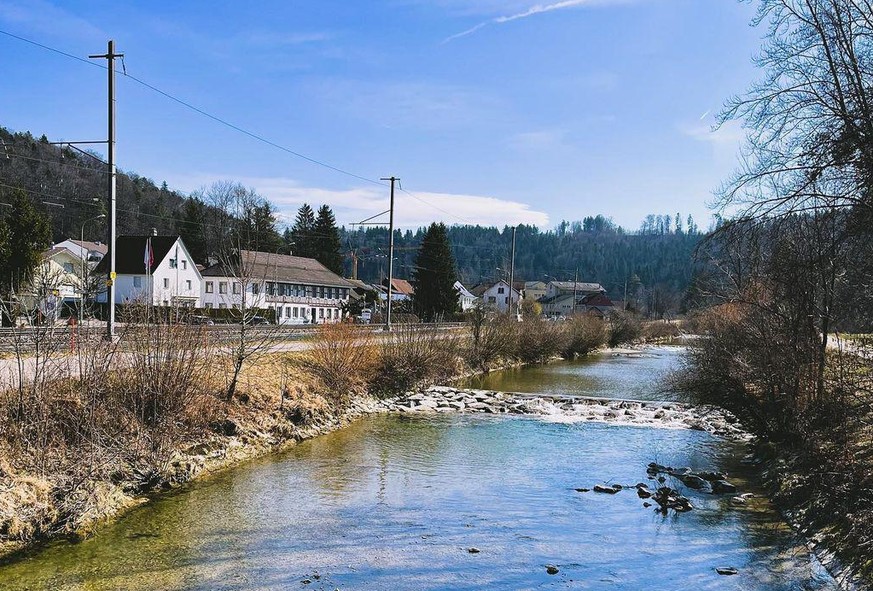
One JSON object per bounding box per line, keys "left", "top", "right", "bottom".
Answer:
{"left": 0, "top": 347, "right": 836, "bottom": 590}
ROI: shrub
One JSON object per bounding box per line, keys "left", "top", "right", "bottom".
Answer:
{"left": 369, "top": 323, "right": 461, "bottom": 397}
{"left": 562, "top": 315, "right": 608, "bottom": 359}
{"left": 642, "top": 320, "right": 681, "bottom": 341}
{"left": 297, "top": 323, "right": 377, "bottom": 408}
{"left": 467, "top": 306, "right": 515, "bottom": 370}
{"left": 513, "top": 318, "right": 568, "bottom": 363}
{"left": 608, "top": 310, "right": 642, "bottom": 347}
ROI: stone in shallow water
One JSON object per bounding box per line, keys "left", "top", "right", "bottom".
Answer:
{"left": 716, "top": 567, "right": 738, "bottom": 575}
{"left": 467, "top": 547, "right": 480, "bottom": 554}
{"left": 593, "top": 484, "right": 619, "bottom": 494}
{"left": 546, "top": 565, "right": 559, "bottom": 575}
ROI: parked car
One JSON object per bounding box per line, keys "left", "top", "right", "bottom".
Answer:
{"left": 358, "top": 309, "right": 372, "bottom": 324}
{"left": 189, "top": 315, "right": 214, "bottom": 325}
{"left": 246, "top": 315, "right": 269, "bottom": 325}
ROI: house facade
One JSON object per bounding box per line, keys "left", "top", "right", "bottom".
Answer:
{"left": 54, "top": 239, "right": 107, "bottom": 264}
{"left": 539, "top": 281, "right": 608, "bottom": 318}
{"left": 200, "top": 250, "right": 352, "bottom": 324}
{"left": 455, "top": 281, "right": 478, "bottom": 311}
{"left": 473, "top": 280, "right": 521, "bottom": 313}
{"left": 96, "top": 235, "right": 202, "bottom": 307}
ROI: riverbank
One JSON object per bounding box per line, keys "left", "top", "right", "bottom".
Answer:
{"left": 0, "top": 344, "right": 672, "bottom": 562}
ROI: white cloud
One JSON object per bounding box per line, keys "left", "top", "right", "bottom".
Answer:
{"left": 509, "top": 128, "right": 569, "bottom": 151}
{"left": 0, "top": 0, "right": 104, "bottom": 40}
{"left": 164, "top": 174, "right": 550, "bottom": 229}
{"left": 442, "top": 0, "right": 634, "bottom": 43}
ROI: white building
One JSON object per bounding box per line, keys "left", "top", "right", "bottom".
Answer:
{"left": 53, "top": 239, "right": 107, "bottom": 264}
{"left": 454, "top": 281, "right": 477, "bottom": 312}
{"left": 200, "top": 250, "right": 351, "bottom": 324}
{"left": 475, "top": 280, "right": 521, "bottom": 313}
{"left": 96, "top": 235, "right": 202, "bottom": 307}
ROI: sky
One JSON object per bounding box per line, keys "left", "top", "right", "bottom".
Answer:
{"left": 0, "top": 0, "right": 762, "bottom": 231}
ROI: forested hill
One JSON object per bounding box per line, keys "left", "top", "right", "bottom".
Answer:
{"left": 0, "top": 127, "right": 191, "bottom": 240}
{"left": 1, "top": 125, "right": 704, "bottom": 307}
{"left": 342, "top": 221, "right": 703, "bottom": 306}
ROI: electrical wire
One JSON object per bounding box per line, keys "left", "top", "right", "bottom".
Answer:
{"left": 0, "top": 28, "right": 489, "bottom": 226}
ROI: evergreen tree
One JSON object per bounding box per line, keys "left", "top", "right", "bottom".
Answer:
{"left": 0, "top": 187, "right": 51, "bottom": 293}
{"left": 242, "top": 200, "right": 282, "bottom": 252}
{"left": 290, "top": 203, "right": 316, "bottom": 259}
{"left": 313, "top": 205, "right": 343, "bottom": 274}
{"left": 178, "top": 197, "right": 208, "bottom": 263}
{"left": 411, "top": 223, "right": 459, "bottom": 321}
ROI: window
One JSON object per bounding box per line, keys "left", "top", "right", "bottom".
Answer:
{"left": 293, "top": 307, "right": 299, "bottom": 318}
{"left": 205, "top": 302, "right": 213, "bottom": 309}
{"left": 252, "top": 283, "right": 260, "bottom": 295}
{"left": 186, "top": 280, "right": 192, "bottom": 290}
{"left": 286, "top": 306, "right": 292, "bottom": 318}
{"left": 319, "top": 308, "right": 324, "bottom": 318}
{"left": 497, "top": 287, "right": 505, "bottom": 294}
{"left": 169, "top": 258, "right": 177, "bottom": 269}
{"left": 181, "top": 260, "right": 187, "bottom": 270}
{"left": 219, "top": 282, "right": 228, "bottom": 294}
{"left": 504, "top": 297, "right": 509, "bottom": 304}
{"left": 163, "top": 278, "right": 169, "bottom": 289}
{"left": 205, "top": 281, "right": 214, "bottom": 293}
{"left": 219, "top": 303, "right": 227, "bottom": 309}
{"left": 488, "top": 296, "right": 496, "bottom": 303}
{"left": 133, "top": 276, "right": 142, "bottom": 288}
{"left": 63, "top": 262, "right": 74, "bottom": 273}
{"left": 232, "top": 282, "right": 240, "bottom": 295}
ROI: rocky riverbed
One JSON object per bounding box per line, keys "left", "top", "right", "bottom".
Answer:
{"left": 379, "top": 386, "right": 748, "bottom": 439}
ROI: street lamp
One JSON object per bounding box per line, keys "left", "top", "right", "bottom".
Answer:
{"left": 80, "top": 213, "right": 106, "bottom": 323}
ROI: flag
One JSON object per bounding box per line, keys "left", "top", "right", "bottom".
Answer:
{"left": 144, "top": 238, "right": 153, "bottom": 272}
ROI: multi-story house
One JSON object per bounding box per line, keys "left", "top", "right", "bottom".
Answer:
{"left": 200, "top": 250, "right": 352, "bottom": 324}
{"left": 471, "top": 280, "right": 521, "bottom": 313}
{"left": 539, "top": 281, "right": 607, "bottom": 318}
{"left": 96, "top": 235, "right": 202, "bottom": 307}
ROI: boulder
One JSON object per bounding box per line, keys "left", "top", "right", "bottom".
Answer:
{"left": 593, "top": 484, "right": 619, "bottom": 494}
{"left": 716, "top": 567, "right": 738, "bottom": 576}
{"left": 711, "top": 480, "right": 737, "bottom": 494}
{"left": 467, "top": 547, "right": 481, "bottom": 554}
{"left": 546, "top": 565, "right": 559, "bottom": 575}
{"left": 679, "top": 474, "right": 708, "bottom": 490}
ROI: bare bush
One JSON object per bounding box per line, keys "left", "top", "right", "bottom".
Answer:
{"left": 562, "top": 316, "right": 608, "bottom": 359}
{"left": 369, "top": 323, "right": 462, "bottom": 397}
{"left": 297, "top": 322, "right": 377, "bottom": 408}
{"left": 467, "top": 305, "right": 516, "bottom": 371}
{"left": 642, "top": 320, "right": 681, "bottom": 341}
{"left": 513, "top": 318, "right": 568, "bottom": 363}
{"left": 608, "top": 310, "right": 642, "bottom": 347}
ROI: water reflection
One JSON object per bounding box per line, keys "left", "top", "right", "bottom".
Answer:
{"left": 0, "top": 347, "right": 835, "bottom": 590}
{"left": 1, "top": 415, "right": 834, "bottom": 591}
{"left": 461, "top": 346, "right": 685, "bottom": 401}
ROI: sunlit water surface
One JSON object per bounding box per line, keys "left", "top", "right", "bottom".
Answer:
{"left": 0, "top": 348, "right": 835, "bottom": 590}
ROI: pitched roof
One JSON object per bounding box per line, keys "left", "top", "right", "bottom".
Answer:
{"left": 201, "top": 250, "right": 351, "bottom": 288}
{"left": 67, "top": 239, "right": 108, "bottom": 256}
{"left": 580, "top": 293, "right": 615, "bottom": 307}
{"left": 384, "top": 278, "right": 414, "bottom": 295}
{"left": 95, "top": 236, "right": 179, "bottom": 274}
{"left": 550, "top": 281, "right": 604, "bottom": 293}
{"left": 454, "top": 281, "right": 476, "bottom": 298}
{"left": 42, "top": 246, "right": 76, "bottom": 260}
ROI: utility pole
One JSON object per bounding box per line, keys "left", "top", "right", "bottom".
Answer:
{"left": 509, "top": 226, "right": 517, "bottom": 316}
{"left": 573, "top": 267, "right": 578, "bottom": 316}
{"left": 380, "top": 176, "right": 398, "bottom": 331}
{"left": 90, "top": 40, "right": 123, "bottom": 340}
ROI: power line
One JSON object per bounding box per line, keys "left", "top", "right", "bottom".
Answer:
{"left": 0, "top": 29, "right": 497, "bottom": 228}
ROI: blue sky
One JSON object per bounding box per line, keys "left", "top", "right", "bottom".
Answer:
{"left": 0, "top": 0, "right": 761, "bottom": 230}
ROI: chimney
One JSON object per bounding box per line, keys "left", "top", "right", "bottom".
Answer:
{"left": 151, "top": 228, "right": 158, "bottom": 236}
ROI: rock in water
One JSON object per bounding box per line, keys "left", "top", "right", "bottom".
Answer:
{"left": 593, "top": 484, "right": 619, "bottom": 494}
{"left": 467, "top": 547, "right": 481, "bottom": 554}
{"left": 716, "top": 567, "right": 738, "bottom": 576}
{"left": 711, "top": 480, "right": 738, "bottom": 494}
{"left": 546, "top": 565, "right": 559, "bottom": 575}
{"left": 574, "top": 488, "right": 590, "bottom": 493}
{"left": 680, "top": 474, "right": 708, "bottom": 489}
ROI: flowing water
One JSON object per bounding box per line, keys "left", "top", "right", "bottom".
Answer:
{"left": 1, "top": 348, "right": 836, "bottom": 590}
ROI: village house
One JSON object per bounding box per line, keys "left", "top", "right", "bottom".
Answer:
{"left": 96, "top": 235, "right": 202, "bottom": 307}
{"left": 53, "top": 239, "right": 107, "bottom": 264}
{"left": 455, "top": 281, "right": 478, "bottom": 312}
{"left": 538, "top": 281, "right": 610, "bottom": 318}
{"left": 471, "top": 280, "right": 521, "bottom": 314}
{"left": 200, "top": 250, "right": 352, "bottom": 324}
{"left": 523, "top": 280, "right": 548, "bottom": 302}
